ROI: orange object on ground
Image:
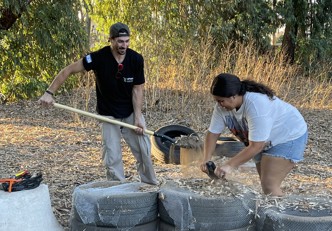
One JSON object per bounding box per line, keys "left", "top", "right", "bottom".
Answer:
{"left": 0, "top": 178, "right": 22, "bottom": 193}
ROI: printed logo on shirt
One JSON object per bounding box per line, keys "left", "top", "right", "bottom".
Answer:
{"left": 123, "top": 77, "right": 134, "bottom": 83}
{"left": 85, "top": 54, "right": 92, "bottom": 63}
{"left": 225, "top": 115, "right": 249, "bottom": 145}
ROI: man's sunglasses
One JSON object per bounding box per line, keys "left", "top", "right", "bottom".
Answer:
{"left": 116, "top": 63, "right": 124, "bottom": 79}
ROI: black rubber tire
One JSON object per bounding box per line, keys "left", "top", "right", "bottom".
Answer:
{"left": 70, "top": 218, "right": 159, "bottom": 231}
{"left": 70, "top": 181, "right": 158, "bottom": 228}
{"left": 158, "top": 220, "right": 255, "bottom": 231}
{"left": 256, "top": 196, "right": 332, "bottom": 231}
{"left": 97, "top": 193, "right": 158, "bottom": 227}
{"left": 215, "top": 137, "right": 245, "bottom": 158}
{"left": 151, "top": 125, "right": 197, "bottom": 164}
{"left": 218, "top": 136, "right": 237, "bottom": 141}
{"left": 158, "top": 187, "right": 256, "bottom": 230}
{"left": 71, "top": 181, "right": 123, "bottom": 224}
{"left": 158, "top": 220, "right": 176, "bottom": 231}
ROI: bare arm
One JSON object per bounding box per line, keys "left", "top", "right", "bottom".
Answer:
{"left": 132, "top": 84, "right": 145, "bottom": 134}
{"left": 200, "top": 131, "right": 221, "bottom": 173}
{"left": 38, "top": 59, "right": 85, "bottom": 106}
{"left": 214, "top": 140, "right": 265, "bottom": 178}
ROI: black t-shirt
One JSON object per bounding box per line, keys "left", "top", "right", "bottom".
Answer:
{"left": 82, "top": 46, "right": 145, "bottom": 118}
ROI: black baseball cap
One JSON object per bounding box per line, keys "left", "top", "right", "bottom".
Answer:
{"left": 110, "top": 22, "right": 130, "bottom": 38}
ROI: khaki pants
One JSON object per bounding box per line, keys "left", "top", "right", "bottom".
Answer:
{"left": 101, "top": 113, "right": 158, "bottom": 185}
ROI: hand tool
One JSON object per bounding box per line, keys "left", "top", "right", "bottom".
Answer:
{"left": 0, "top": 179, "right": 22, "bottom": 192}
{"left": 53, "top": 103, "right": 176, "bottom": 143}
{"left": 0, "top": 171, "right": 43, "bottom": 192}
{"left": 206, "top": 161, "right": 219, "bottom": 179}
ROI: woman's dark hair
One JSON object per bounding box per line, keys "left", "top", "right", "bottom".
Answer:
{"left": 210, "top": 73, "right": 275, "bottom": 99}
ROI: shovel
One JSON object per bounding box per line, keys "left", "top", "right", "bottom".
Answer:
{"left": 53, "top": 103, "right": 175, "bottom": 143}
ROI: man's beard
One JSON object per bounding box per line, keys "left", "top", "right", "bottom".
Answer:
{"left": 118, "top": 48, "right": 126, "bottom": 55}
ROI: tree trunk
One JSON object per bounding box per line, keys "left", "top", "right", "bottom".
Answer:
{"left": 0, "top": 0, "right": 32, "bottom": 30}
{"left": 281, "top": 23, "right": 297, "bottom": 64}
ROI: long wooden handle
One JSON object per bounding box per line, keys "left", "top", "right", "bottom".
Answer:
{"left": 53, "top": 103, "right": 155, "bottom": 136}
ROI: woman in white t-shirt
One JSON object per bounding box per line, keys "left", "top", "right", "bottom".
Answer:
{"left": 200, "top": 73, "right": 308, "bottom": 196}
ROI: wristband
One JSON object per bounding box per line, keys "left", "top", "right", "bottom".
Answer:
{"left": 45, "top": 90, "right": 54, "bottom": 96}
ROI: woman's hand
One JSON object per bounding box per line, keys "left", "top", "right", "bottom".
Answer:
{"left": 215, "top": 164, "right": 234, "bottom": 178}
{"left": 200, "top": 161, "right": 209, "bottom": 174}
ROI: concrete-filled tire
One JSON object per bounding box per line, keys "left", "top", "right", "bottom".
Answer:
{"left": 256, "top": 196, "right": 332, "bottom": 231}
{"left": 158, "top": 186, "right": 256, "bottom": 230}
{"left": 70, "top": 181, "right": 159, "bottom": 229}
{"left": 151, "top": 125, "right": 197, "bottom": 164}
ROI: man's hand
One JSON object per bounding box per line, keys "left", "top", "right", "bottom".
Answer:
{"left": 134, "top": 116, "right": 145, "bottom": 135}
{"left": 37, "top": 92, "right": 54, "bottom": 107}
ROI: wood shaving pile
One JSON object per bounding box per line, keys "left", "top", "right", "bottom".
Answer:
{"left": 175, "top": 135, "right": 203, "bottom": 150}
{"left": 164, "top": 178, "right": 254, "bottom": 198}
{"left": 138, "top": 184, "right": 160, "bottom": 193}
{"left": 254, "top": 195, "right": 332, "bottom": 215}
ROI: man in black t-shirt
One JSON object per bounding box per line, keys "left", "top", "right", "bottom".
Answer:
{"left": 38, "top": 22, "right": 158, "bottom": 185}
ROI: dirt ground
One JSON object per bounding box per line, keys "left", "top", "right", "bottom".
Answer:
{"left": 0, "top": 96, "right": 331, "bottom": 230}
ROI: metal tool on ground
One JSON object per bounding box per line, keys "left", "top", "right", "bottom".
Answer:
{"left": 206, "top": 161, "right": 219, "bottom": 180}
{"left": 53, "top": 103, "right": 176, "bottom": 143}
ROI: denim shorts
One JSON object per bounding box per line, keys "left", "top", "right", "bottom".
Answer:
{"left": 253, "top": 131, "right": 308, "bottom": 164}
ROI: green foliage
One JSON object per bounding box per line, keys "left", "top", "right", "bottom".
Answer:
{"left": 90, "top": 0, "right": 279, "bottom": 59}
{"left": 297, "top": 0, "right": 332, "bottom": 67}
{"left": 1, "top": 0, "right": 331, "bottom": 103}
{"left": 0, "top": 0, "right": 88, "bottom": 102}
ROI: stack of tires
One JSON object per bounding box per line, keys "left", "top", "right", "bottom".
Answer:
{"left": 70, "top": 181, "right": 332, "bottom": 231}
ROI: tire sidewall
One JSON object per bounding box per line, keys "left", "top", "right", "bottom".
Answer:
{"left": 151, "top": 125, "right": 197, "bottom": 164}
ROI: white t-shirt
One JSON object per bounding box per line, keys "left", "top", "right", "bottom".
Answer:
{"left": 209, "top": 92, "right": 307, "bottom": 147}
